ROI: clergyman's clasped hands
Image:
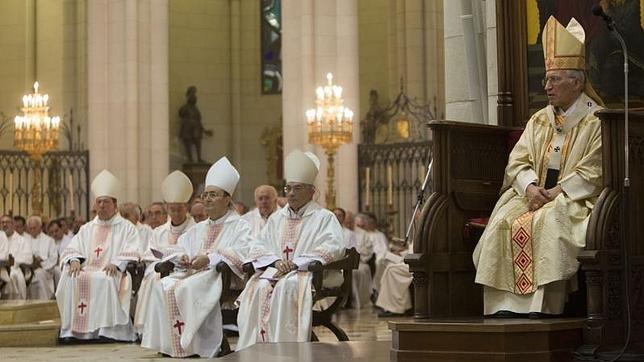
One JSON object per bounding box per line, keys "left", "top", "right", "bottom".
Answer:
{"left": 526, "top": 184, "right": 562, "bottom": 211}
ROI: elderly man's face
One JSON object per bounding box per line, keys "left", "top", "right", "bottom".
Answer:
{"left": 544, "top": 70, "right": 582, "bottom": 110}
{"left": 0, "top": 216, "right": 15, "bottom": 236}
{"left": 96, "top": 197, "right": 118, "bottom": 220}
{"left": 167, "top": 203, "right": 188, "bottom": 225}
{"left": 255, "top": 189, "right": 277, "bottom": 218}
{"left": 284, "top": 182, "right": 314, "bottom": 210}
{"left": 26, "top": 219, "right": 42, "bottom": 238}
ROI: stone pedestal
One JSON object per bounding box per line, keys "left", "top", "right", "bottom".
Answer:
{"left": 182, "top": 162, "right": 210, "bottom": 196}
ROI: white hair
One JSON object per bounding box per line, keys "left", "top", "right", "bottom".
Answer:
{"left": 26, "top": 215, "right": 42, "bottom": 227}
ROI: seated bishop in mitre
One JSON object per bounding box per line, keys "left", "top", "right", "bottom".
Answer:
{"left": 56, "top": 170, "right": 140, "bottom": 340}
{"left": 134, "top": 170, "right": 196, "bottom": 335}
{"left": 236, "top": 150, "right": 345, "bottom": 350}
{"left": 473, "top": 16, "right": 605, "bottom": 318}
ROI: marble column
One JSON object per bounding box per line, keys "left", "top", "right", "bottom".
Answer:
{"left": 282, "top": 0, "right": 360, "bottom": 212}
{"left": 87, "top": 0, "right": 169, "bottom": 206}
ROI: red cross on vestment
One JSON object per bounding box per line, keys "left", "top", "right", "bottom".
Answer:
{"left": 94, "top": 247, "right": 103, "bottom": 258}
{"left": 78, "top": 301, "right": 87, "bottom": 314}
{"left": 173, "top": 320, "right": 185, "bottom": 335}
{"left": 282, "top": 245, "right": 294, "bottom": 260}
{"left": 260, "top": 329, "right": 266, "bottom": 342}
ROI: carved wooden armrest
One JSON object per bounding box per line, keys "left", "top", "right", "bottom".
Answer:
{"left": 308, "top": 248, "right": 360, "bottom": 296}
{"left": 154, "top": 260, "right": 175, "bottom": 278}
{"left": 242, "top": 262, "right": 255, "bottom": 277}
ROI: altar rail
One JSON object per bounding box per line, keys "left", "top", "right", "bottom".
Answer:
{"left": 0, "top": 150, "right": 90, "bottom": 220}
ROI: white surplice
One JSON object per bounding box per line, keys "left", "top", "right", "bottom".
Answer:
{"left": 1, "top": 231, "right": 29, "bottom": 299}
{"left": 140, "top": 210, "right": 252, "bottom": 358}
{"left": 241, "top": 208, "right": 270, "bottom": 237}
{"left": 368, "top": 230, "right": 390, "bottom": 292}
{"left": 236, "top": 201, "right": 345, "bottom": 350}
{"left": 351, "top": 227, "right": 373, "bottom": 309}
{"left": 55, "top": 214, "right": 140, "bottom": 341}
{"left": 26, "top": 232, "right": 58, "bottom": 300}
{"left": 1, "top": 232, "right": 33, "bottom": 299}
{"left": 134, "top": 216, "right": 196, "bottom": 333}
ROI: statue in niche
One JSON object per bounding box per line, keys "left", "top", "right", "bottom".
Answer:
{"left": 361, "top": 89, "right": 387, "bottom": 144}
{"left": 179, "top": 86, "right": 212, "bottom": 163}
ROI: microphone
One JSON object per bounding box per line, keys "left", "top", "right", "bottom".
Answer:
{"left": 592, "top": 4, "right": 615, "bottom": 30}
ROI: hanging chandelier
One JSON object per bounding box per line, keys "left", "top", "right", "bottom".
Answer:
{"left": 14, "top": 81, "right": 61, "bottom": 159}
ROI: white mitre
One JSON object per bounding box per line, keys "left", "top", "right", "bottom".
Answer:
{"left": 205, "top": 157, "right": 240, "bottom": 195}
{"left": 285, "top": 149, "right": 320, "bottom": 185}
{"left": 162, "top": 170, "right": 193, "bottom": 203}
{"left": 91, "top": 169, "right": 122, "bottom": 200}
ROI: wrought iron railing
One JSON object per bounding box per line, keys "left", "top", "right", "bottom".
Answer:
{"left": 0, "top": 150, "right": 90, "bottom": 219}
{"left": 358, "top": 141, "right": 432, "bottom": 239}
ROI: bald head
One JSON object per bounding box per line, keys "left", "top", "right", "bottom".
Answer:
{"left": 190, "top": 201, "right": 208, "bottom": 223}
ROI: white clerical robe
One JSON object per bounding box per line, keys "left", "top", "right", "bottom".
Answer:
{"left": 26, "top": 232, "right": 58, "bottom": 300}
{"left": 351, "top": 227, "right": 373, "bottom": 309}
{"left": 236, "top": 201, "right": 345, "bottom": 350}
{"left": 136, "top": 222, "right": 154, "bottom": 256}
{"left": 56, "top": 214, "right": 140, "bottom": 341}
{"left": 141, "top": 210, "right": 252, "bottom": 358}
{"left": 241, "top": 208, "right": 271, "bottom": 237}
{"left": 369, "top": 230, "right": 390, "bottom": 292}
{"left": 1, "top": 231, "right": 28, "bottom": 299}
{"left": 1, "top": 232, "right": 33, "bottom": 299}
{"left": 134, "top": 216, "right": 196, "bottom": 333}
{"left": 375, "top": 243, "right": 414, "bottom": 314}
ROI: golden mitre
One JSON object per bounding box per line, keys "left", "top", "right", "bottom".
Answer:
{"left": 542, "top": 16, "right": 604, "bottom": 106}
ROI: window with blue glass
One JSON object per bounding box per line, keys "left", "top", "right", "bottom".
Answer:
{"left": 261, "top": 0, "right": 282, "bottom": 94}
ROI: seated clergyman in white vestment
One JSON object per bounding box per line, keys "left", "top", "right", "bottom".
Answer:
{"left": 141, "top": 157, "right": 253, "bottom": 358}
{"left": 120, "top": 202, "right": 154, "bottom": 258}
{"left": 236, "top": 150, "right": 345, "bottom": 350}
{"left": 334, "top": 208, "right": 371, "bottom": 309}
{"left": 25, "top": 216, "right": 58, "bottom": 300}
{"left": 0, "top": 215, "right": 33, "bottom": 299}
{"left": 134, "top": 170, "right": 196, "bottom": 334}
{"left": 56, "top": 170, "right": 140, "bottom": 341}
{"left": 242, "top": 185, "right": 278, "bottom": 238}
{"left": 375, "top": 242, "right": 414, "bottom": 316}
{"left": 473, "top": 16, "right": 604, "bottom": 318}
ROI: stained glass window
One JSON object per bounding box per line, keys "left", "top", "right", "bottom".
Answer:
{"left": 261, "top": 0, "right": 282, "bottom": 94}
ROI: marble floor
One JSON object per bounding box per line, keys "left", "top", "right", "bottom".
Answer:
{"left": 0, "top": 306, "right": 409, "bottom": 361}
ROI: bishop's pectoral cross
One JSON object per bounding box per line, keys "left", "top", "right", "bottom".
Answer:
{"left": 94, "top": 247, "right": 103, "bottom": 259}
{"left": 282, "top": 245, "right": 294, "bottom": 260}
{"left": 260, "top": 329, "right": 266, "bottom": 342}
{"left": 173, "top": 320, "right": 185, "bottom": 335}
{"left": 78, "top": 301, "right": 87, "bottom": 315}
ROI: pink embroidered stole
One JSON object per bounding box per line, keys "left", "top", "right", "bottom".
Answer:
{"left": 72, "top": 224, "right": 111, "bottom": 332}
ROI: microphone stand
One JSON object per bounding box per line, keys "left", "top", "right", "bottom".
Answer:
{"left": 597, "top": 22, "right": 634, "bottom": 362}
{"left": 403, "top": 158, "right": 432, "bottom": 246}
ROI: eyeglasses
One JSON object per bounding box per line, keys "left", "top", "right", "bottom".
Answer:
{"left": 201, "top": 191, "right": 226, "bottom": 199}
{"left": 542, "top": 75, "right": 573, "bottom": 87}
{"left": 283, "top": 185, "right": 309, "bottom": 194}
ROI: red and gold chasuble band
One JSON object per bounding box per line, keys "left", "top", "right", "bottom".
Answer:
{"left": 510, "top": 212, "right": 537, "bottom": 295}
